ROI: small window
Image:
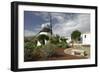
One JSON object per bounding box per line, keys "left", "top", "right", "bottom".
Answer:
{"left": 84, "top": 35, "right": 86, "bottom": 38}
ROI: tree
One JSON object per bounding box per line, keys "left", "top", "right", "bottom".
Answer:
{"left": 71, "top": 30, "right": 81, "bottom": 43}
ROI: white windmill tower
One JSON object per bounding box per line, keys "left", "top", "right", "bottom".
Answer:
{"left": 37, "top": 13, "right": 53, "bottom": 46}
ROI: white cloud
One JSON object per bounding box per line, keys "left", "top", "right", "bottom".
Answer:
{"left": 52, "top": 13, "right": 90, "bottom": 37}
{"left": 51, "top": 13, "right": 67, "bottom": 24}
{"left": 26, "top": 12, "right": 90, "bottom": 37}
{"left": 24, "top": 30, "right": 35, "bottom": 37}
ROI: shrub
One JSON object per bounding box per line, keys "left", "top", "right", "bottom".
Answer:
{"left": 61, "top": 42, "right": 68, "bottom": 48}
{"left": 30, "top": 44, "right": 56, "bottom": 60}
{"left": 24, "top": 44, "right": 47, "bottom": 61}
{"left": 24, "top": 42, "right": 56, "bottom": 61}
{"left": 54, "top": 42, "right": 68, "bottom": 49}
{"left": 24, "top": 48, "right": 34, "bottom": 61}
{"left": 24, "top": 42, "right": 36, "bottom": 61}
{"left": 42, "top": 43, "right": 56, "bottom": 57}
{"left": 31, "top": 47, "right": 48, "bottom": 60}
{"left": 24, "top": 42, "right": 36, "bottom": 49}
{"left": 49, "top": 37, "right": 59, "bottom": 44}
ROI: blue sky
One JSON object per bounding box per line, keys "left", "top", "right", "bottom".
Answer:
{"left": 24, "top": 11, "right": 90, "bottom": 37}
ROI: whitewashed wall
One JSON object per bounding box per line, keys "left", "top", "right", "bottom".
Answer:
{"left": 81, "top": 33, "right": 91, "bottom": 45}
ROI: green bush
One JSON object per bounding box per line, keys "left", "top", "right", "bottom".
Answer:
{"left": 54, "top": 42, "right": 68, "bottom": 49}
{"left": 42, "top": 43, "right": 56, "bottom": 57}
{"left": 24, "top": 35, "right": 69, "bottom": 61}
{"left": 24, "top": 42, "right": 36, "bottom": 61}
{"left": 31, "top": 47, "right": 48, "bottom": 60}
{"left": 31, "top": 44, "right": 56, "bottom": 60}
{"left": 24, "top": 42, "right": 36, "bottom": 49}
{"left": 24, "top": 44, "right": 46, "bottom": 61}
{"left": 25, "top": 43, "right": 56, "bottom": 61}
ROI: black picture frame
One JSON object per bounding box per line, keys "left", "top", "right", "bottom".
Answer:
{"left": 11, "top": 1, "right": 98, "bottom": 72}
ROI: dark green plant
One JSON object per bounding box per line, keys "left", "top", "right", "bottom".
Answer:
{"left": 56, "top": 42, "right": 68, "bottom": 49}
{"left": 71, "top": 30, "right": 81, "bottom": 42}
{"left": 24, "top": 42, "right": 36, "bottom": 61}
{"left": 24, "top": 42, "right": 36, "bottom": 49}
{"left": 49, "top": 36, "right": 60, "bottom": 44}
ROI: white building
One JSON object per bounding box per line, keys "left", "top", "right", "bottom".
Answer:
{"left": 80, "top": 32, "right": 91, "bottom": 45}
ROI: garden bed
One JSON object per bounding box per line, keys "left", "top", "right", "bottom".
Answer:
{"left": 25, "top": 48, "right": 87, "bottom": 62}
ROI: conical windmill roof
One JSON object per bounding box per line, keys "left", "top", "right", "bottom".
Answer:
{"left": 40, "top": 23, "right": 52, "bottom": 33}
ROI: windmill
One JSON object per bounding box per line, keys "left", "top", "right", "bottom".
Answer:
{"left": 36, "top": 12, "right": 53, "bottom": 46}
